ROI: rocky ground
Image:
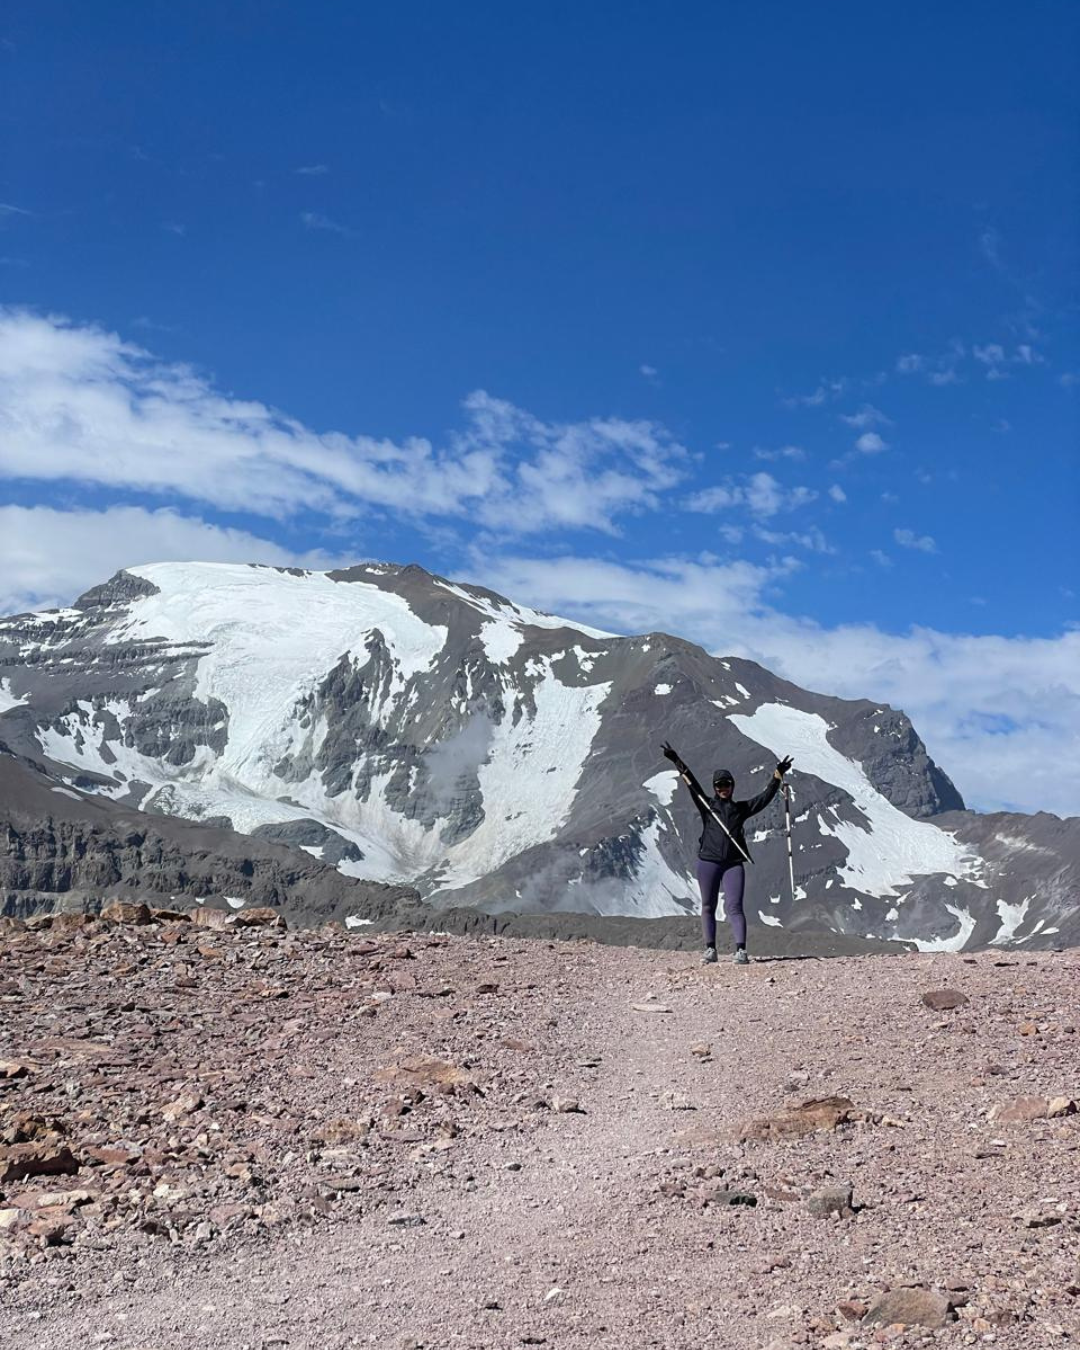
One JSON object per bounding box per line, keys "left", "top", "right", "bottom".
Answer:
{"left": 0, "top": 908, "right": 1077, "bottom": 1350}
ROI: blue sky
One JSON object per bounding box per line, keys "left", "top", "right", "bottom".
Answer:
{"left": 0, "top": 2, "right": 1078, "bottom": 814}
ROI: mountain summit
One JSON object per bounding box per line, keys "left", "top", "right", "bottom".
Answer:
{"left": 1, "top": 561, "right": 1076, "bottom": 948}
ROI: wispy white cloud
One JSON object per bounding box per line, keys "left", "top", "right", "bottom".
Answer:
{"left": 896, "top": 353, "right": 924, "bottom": 374}
{"left": 839, "top": 404, "right": 891, "bottom": 430}
{"left": 0, "top": 504, "right": 353, "bottom": 616}
{"left": 894, "top": 527, "right": 937, "bottom": 553}
{"left": 686, "top": 472, "right": 817, "bottom": 519}
{"left": 869, "top": 549, "right": 892, "bottom": 568}
{"left": 300, "top": 211, "right": 356, "bottom": 237}
{"left": 0, "top": 203, "right": 31, "bottom": 220}
{"left": 753, "top": 524, "right": 835, "bottom": 553}
{"left": 639, "top": 363, "right": 658, "bottom": 379}
{"left": 781, "top": 378, "right": 846, "bottom": 409}
{"left": 828, "top": 484, "right": 847, "bottom": 503}
{"left": 161, "top": 222, "right": 187, "bottom": 236}
{"left": 0, "top": 309, "right": 688, "bottom": 539}
{"left": 753, "top": 444, "right": 805, "bottom": 462}
{"left": 295, "top": 164, "right": 330, "bottom": 176}
{"left": 979, "top": 226, "right": 1003, "bottom": 272}
{"left": 854, "top": 431, "right": 887, "bottom": 454}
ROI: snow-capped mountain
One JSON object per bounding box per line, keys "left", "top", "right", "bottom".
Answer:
{"left": 1, "top": 561, "right": 1076, "bottom": 949}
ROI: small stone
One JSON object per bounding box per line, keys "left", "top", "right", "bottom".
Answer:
{"left": 551, "top": 1096, "right": 583, "bottom": 1114}
{"left": 100, "top": 900, "right": 152, "bottom": 925}
{"left": 162, "top": 1090, "right": 203, "bottom": 1122}
{"left": 387, "top": 1212, "right": 426, "bottom": 1227}
{"left": 0, "top": 1144, "right": 79, "bottom": 1185}
{"left": 988, "top": 1096, "right": 1049, "bottom": 1124}
{"left": 921, "top": 989, "right": 969, "bottom": 1011}
{"left": 864, "top": 1289, "right": 956, "bottom": 1329}
{"left": 660, "top": 1091, "right": 696, "bottom": 1111}
{"left": 837, "top": 1300, "right": 868, "bottom": 1321}
{"left": 1047, "top": 1096, "right": 1077, "bottom": 1118}
{"left": 806, "top": 1183, "right": 855, "bottom": 1218}
{"left": 707, "top": 1189, "right": 756, "bottom": 1207}
{"left": 231, "top": 907, "right": 287, "bottom": 929}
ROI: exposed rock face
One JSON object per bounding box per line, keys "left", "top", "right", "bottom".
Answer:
{"left": 1, "top": 560, "right": 1077, "bottom": 948}
{"left": 0, "top": 754, "right": 419, "bottom": 927}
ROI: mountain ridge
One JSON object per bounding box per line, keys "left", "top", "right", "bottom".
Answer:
{"left": 1, "top": 559, "right": 1076, "bottom": 949}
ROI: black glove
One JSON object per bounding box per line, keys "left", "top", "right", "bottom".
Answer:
{"left": 775, "top": 755, "right": 793, "bottom": 777}
{"left": 661, "top": 741, "right": 688, "bottom": 774}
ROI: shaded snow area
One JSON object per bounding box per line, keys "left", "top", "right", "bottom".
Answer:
{"left": 122, "top": 562, "right": 449, "bottom": 751}
{"left": 433, "top": 579, "right": 612, "bottom": 641}
{"left": 0, "top": 678, "right": 28, "bottom": 712}
{"left": 36, "top": 563, "right": 453, "bottom": 873}
{"left": 908, "top": 903, "right": 977, "bottom": 953}
{"left": 730, "top": 704, "right": 984, "bottom": 901}
{"left": 432, "top": 663, "right": 613, "bottom": 892}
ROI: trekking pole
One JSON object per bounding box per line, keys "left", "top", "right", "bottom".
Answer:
{"left": 783, "top": 782, "right": 796, "bottom": 902}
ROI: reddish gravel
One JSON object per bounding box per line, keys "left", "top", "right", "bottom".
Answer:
{"left": 0, "top": 914, "right": 1078, "bottom": 1349}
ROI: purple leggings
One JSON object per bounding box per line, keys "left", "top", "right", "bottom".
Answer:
{"left": 696, "top": 859, "right": 746, "bottom": 948}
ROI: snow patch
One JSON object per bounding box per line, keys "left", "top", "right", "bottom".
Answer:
{"left": 50, "top": 786, "right": 82, "bottom": 801}
{"left": 345, "top": 915, "right": 375, "bottom": 928}
{"left": 643, "top": 770, "right": 679, "bottom": 806}
{"left": 0, "top": 679, "right": 28, "bottom": 712}
{"left": 759, "top": 913, "right": 782, "bottom": 928}
{"left": 479, "top": 621, "right": 524, "bottom": 666}
{"left": 732, "top": 704, "right": 983, "bottom": 900}
{"left": 225, "top": 896, "right": 245, "bottom": 909}
{"left": 734, "top": 682, "right": 750, "bottom": 699}
{"left": 908, "top": 903, "right": 977, "bottom": 953}
{"left": 654, "top": 683, "right": 673, "bottom": 696}
{"left": 990, "top": 897, "right": 1032, "bottom": 945}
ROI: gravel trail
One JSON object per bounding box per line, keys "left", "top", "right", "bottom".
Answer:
{"left": 1, "top": 920, "right": 1077, "bottom": 1349}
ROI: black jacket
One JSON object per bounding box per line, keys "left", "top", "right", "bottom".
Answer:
{"left": 683, "top": 770, "right": 780, "bottom": 865}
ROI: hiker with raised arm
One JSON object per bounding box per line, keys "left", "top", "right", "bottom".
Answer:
{"left": 661, "top": 742, "right": 793, "bottom": 965}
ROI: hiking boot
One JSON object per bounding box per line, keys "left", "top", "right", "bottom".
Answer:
{"left": 733, "top": 949, "right": 750, "bottom": 966}
{"left": 702, "top": 945, "right": 718, "bottom": 965}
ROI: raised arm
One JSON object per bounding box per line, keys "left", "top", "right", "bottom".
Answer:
{"left": 741, "top": 755, "right": 793, "bottom": 818}
{"left": 661, "top": 741, "right": 709, "bottom": 811}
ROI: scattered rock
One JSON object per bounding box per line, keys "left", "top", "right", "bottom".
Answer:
{"left": 0, "top": 1143, "right": 79, "bottom": 1185}
{"left": 989, "top": 1096, "right": 1051, "bottom": 1123}
{"left": 231, "top": 907, "right": 287, "bottom": 929}
{"left": 921, "top": 988, "right": 969, "bottom": 1011}
{"left": 863, "top": 1288, "right": 956, "bottom": 1329}
{"left": 660, "top": 1091, "right": 696, "bottom": 1111}
{"left": 100, "top": 900, "right": 152, "bottom": 925}
{"left": 739, "top": 1096, "right": 886, "bottom": 1141}
{"left": 806, "top": 1183, "right": 855, "bottom": 1218}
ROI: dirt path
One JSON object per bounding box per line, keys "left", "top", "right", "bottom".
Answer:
{"left": 1, "top": 931, "right": 1078, "bottom": 1349}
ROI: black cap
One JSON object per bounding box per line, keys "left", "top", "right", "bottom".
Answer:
{"left": 712, "top": 769, "right": 735, "bottom": 786}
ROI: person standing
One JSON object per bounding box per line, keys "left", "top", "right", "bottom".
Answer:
{"left": 661, "top": 742, "right": 792, "bottom": 965}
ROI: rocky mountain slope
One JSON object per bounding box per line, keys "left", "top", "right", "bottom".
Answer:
{"left": 0, "top": 912, "right": 1077, "bottom": 1348}
{"left": 1, "top": 560, "right": 1076, "bottom": 949}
